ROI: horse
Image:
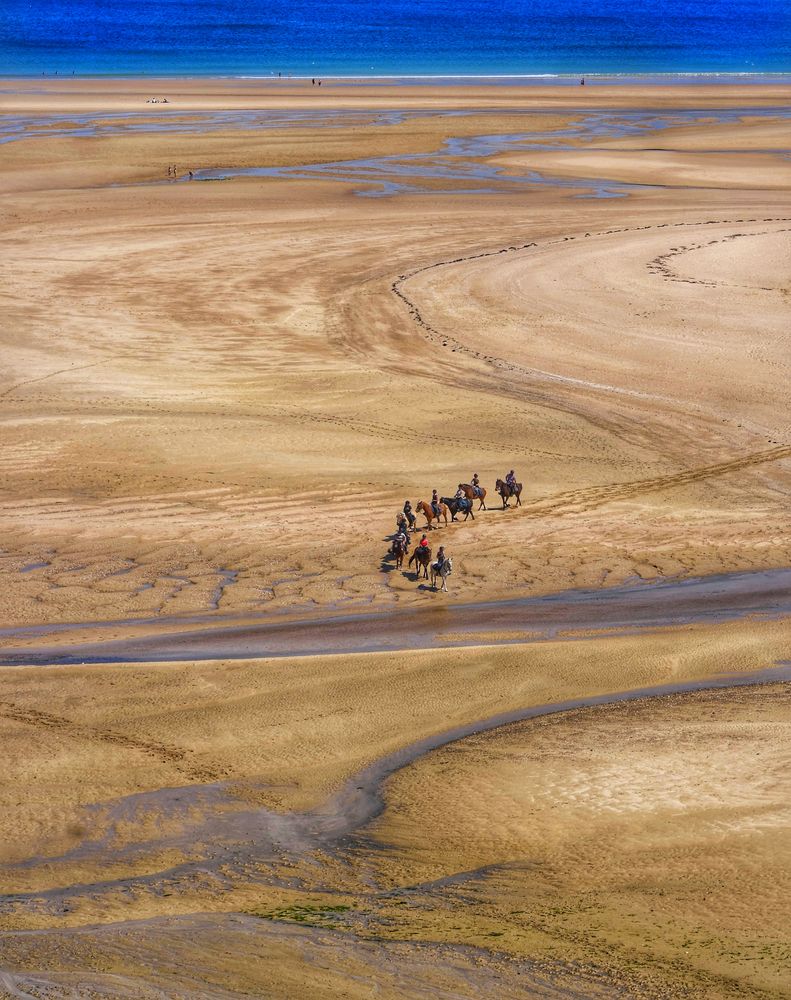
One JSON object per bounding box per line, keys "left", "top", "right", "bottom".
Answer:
{"left": 430, "top": 556, "right": 453, "bottom": 592}
{"left": 408, "top": 545, "right": 432, "bottom": 580}
{"left": 390, "top": 536, "right": 407, "bottom": 569}
{"left": 394, "top": 515, "right": 412, "bottom": 546}
{"left": 441, "top": 496, "right": 474, "bottom": 522}
{"left": 415, "top": 499, "right": 448, "bottom": 529}
{"left": 495, "top": 478, "right": 522, "bottom": 509}
{"left": 458, "top": 482, "right": 487, "bottom": 510}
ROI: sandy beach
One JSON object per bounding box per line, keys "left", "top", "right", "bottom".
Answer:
{"left": 0, "top": 77, "right": 789, "bottom": 997}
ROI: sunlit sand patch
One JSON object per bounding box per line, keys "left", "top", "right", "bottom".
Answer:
{"left": 368, "top": 683, "right": 791, "bottom": 997}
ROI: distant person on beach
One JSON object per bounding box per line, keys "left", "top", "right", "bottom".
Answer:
{"left": 580, "top": 77, "right": 585, "bottom": 85}
{"left": 188, "top": 170, "right": 194, "bottom": 180}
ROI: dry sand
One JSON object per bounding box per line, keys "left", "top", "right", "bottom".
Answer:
{"left": 1, "top": 83, "right": 790, "bottom": 630}
{"left": 1, "top": 78, "right": 790, "bottom": 997}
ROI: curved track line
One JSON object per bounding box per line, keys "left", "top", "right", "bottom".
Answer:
{"left": 648, "top": 227, "right": 791, "bottom": 290}
{"left": 393, "top": 214, "right": 791, "bottom": 384}
{"left": 0, "top": 361, "right": 106, "bottom": 401}
{"left": 392, "top": 216, "right": 791, "bottom": 513}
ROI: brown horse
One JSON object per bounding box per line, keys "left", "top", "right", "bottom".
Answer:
{"left": 495, "top": 478, "right": 522, "bottom": 509}
{"left": 458, "top": 482, "right": 487, "bottom": 510}
{"left": 415, "top": 499, "right": 448, "bottom": 529}
{"left": 408, "top": 545, "right": 432, "bottom": 579}
{"left": 391, "top": 536, "right": 407, "bottom": 569}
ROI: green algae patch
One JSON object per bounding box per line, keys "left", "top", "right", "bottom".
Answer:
{"left": 247, "top": 903, "right": 355, "bottom": 929}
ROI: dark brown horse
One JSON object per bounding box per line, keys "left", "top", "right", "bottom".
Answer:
{"left": 441, "top": 496, "right": 474, "bottom": 522}
{"left": 415, "top": 499, "right": 448, "bottom": 529}
{"left": 495, "top": 478, "right": 522, "bottom": 509}
{"left": 408, "top": 545, "right": 432, "bottom": 579}
{"left": 391, "top": 536, "right": 407, "bottom": 569}
{"left": 458, "top": 482, "right": 487, "bottom": 510}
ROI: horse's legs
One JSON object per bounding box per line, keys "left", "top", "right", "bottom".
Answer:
{"left": 516, "top": 492, "right": 522, "bottom": 507}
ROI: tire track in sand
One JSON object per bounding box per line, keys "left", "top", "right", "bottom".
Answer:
{"left": 0, "top": 361, "right": 106, "bottom": 401}
{"left": 0, "top": 701, "right": 222, "bottom": 782}
{"left": 523, "top": 444, "right": 791, "bottom": 518}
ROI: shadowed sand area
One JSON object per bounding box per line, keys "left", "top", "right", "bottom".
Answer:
{"left": 0, "top": 78, "right": 790, "bottom": 997}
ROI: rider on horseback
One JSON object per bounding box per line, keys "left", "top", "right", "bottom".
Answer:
{"left": 505, "top": 469, "right": 517, "bottom": 491}
{"left": 419, "top": 534, "right": 430, "bottom": 548}
{"left": 403, "top": 500, "right": 415, "bottom": 530}
{"left": 431, "top": 489, "right": 440, "bottom": 518}
{"left": 471, "top": 473, "right": 481, "bottom": 497}
{"left": 435, "top": 545, "right": 447, "bottom": 569}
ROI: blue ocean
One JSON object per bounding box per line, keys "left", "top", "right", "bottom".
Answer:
{"left": 1, "top": 0, "right": 789, "bottom": 77}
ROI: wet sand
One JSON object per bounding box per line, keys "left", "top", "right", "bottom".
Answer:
{"left": 1, "top": 77, "right": 790, "bottom": 997}
{"left": 0, "top": 567, "right": 789, "bottom": 664}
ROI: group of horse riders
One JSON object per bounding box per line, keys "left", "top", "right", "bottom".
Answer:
{"left": 390, "top": 469, "right": 520, "bottom": 560}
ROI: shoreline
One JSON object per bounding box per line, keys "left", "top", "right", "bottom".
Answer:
{"left": 3, "top": 77, "right": 789, "bottom": 115}
{"left": 4, "top": 72, "right": 791, "bottom": 83}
